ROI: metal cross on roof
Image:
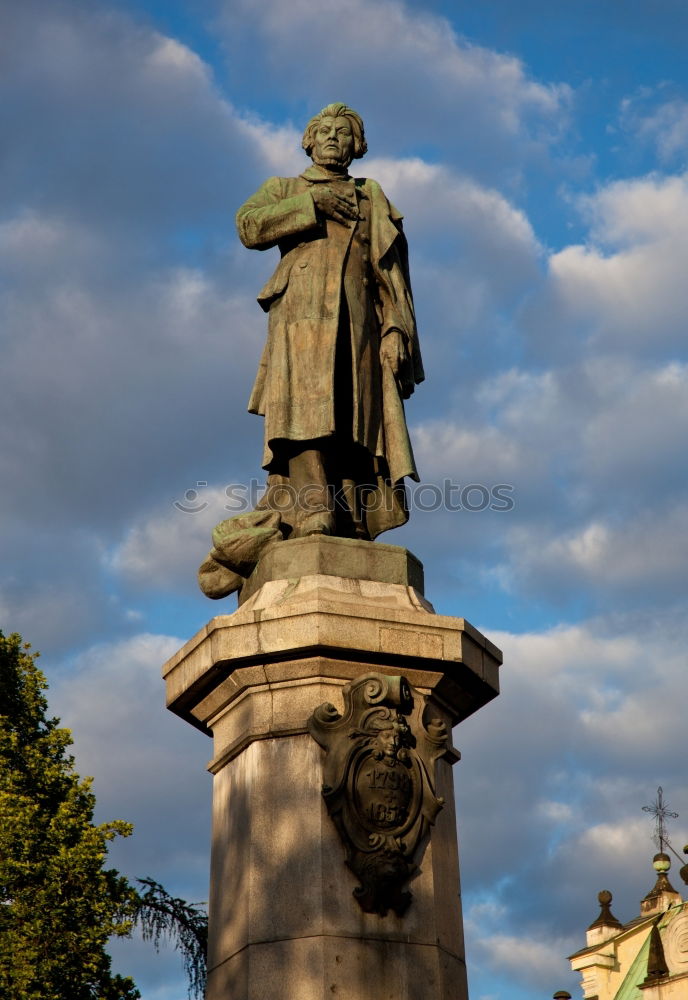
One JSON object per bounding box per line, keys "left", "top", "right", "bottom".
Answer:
{"left": 643, "top": 786, "right": 679, "bottom": 853}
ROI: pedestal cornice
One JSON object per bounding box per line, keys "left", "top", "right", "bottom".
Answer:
{"left": 163, "top": 562, "right": 501, "bottom": 751}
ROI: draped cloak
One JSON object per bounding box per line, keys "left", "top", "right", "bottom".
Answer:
{"left": 236, "top": 165, "right": 424, "bottom": 538}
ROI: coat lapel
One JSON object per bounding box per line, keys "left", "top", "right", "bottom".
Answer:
{"left": 359, "top": 178, "right": 404, "bottom": 265}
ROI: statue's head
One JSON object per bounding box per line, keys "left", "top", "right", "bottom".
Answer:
{"left": 302, "top": 103, "right": 367, "bottom": 169}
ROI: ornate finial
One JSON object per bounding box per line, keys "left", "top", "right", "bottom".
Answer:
{"left": 641, "top": 787, "right": 687, "bottom": 901}
{"left": 643, "top": 787, "right": 678, "bottom": 855}
{"left": 652, "top": 851, "right": 671, "bottom": 873}
{"left": 587, "top": 889, "right": 623, "bottom": 931}
{"left": 642, "top": 851, "right": 678, "bottom": 903}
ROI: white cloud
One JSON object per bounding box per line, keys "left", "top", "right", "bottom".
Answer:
{"left": 476, "top": 368, "right": 566, "bottom": 443}
{"left": 0, "top": 211, "right": 96, "bottom": 261}
{"left": 538, "top": 800, "right": 575, "bottom": 824}
{"left": 224, "top": 0, "right": 563, "bottom": 118}
{"left": 413, "top": 421, "right": 526, "bottom": 484}
{"left": 364, "top": 157, "right": 539, "bottom": 250}
{"left": 348, "top": 159, "right": 544, "bottom": 410}
{"left": 363, "top": 157, "right": 541, "bottom": 300}
{"left": 576, "top": 818, "right": 648, "bottom": 863}
{"left": 579, "top": 629, "right": 688, "bottom": 756}
{"left": 620, "top": 91, "right": 688, "bottom": 164}
{"left": 49, "top": 632, "right": 211, "bottom": 884}
{"left": 490, "top": 623, "right": 638, "bottom": 688}
{"left": 235, "top": 115, "right": 304, "bottom": 175}
{"left": 0, "top": 0, "right": 295, "bottom": 237}
{"left": 503, "top": 501, "right": 688, "bottom": 599}
{"left": 0, "top": 216, "right": 263, "bottom": 529}
{"left": 405, "top": 342, "right": 688, "bottom": 604}
{"left": 476, "top": 932, "right": 577, "bottom": 986}
{"left": 529, "top": 172, "right": 688, "bottom": 356}
{"left": 454, "top": 615, "right": 688, "bottom": 992}
{"left": 146, "top": 35, "right": 209, "bottom": 81}
{"left": 47, "top": 630, "right": 212, "bottom": 991}
{"left": 0, "top": 575, "right": 107, "bottom": 653}
{"left": 580, "top": 173, "right": 688, "bottom": 246}
{"left": 217, "top": 0, "right": 571, "bottom": 183}
{"left": 579, "top": 359, "right": 688, "bottom": 489}
{"left": 109, "top": 485, "right": 241, "bottom": 590}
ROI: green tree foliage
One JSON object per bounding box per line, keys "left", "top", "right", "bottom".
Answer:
{"left": 0, "top": 632, "right": 207, "bottom": 999}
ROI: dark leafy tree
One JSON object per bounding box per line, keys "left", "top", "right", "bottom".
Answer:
{"left": 0, "top": 631, "right": 207, "bottom": 1000}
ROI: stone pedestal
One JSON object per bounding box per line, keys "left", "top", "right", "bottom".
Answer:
{"left": 163, "top": 537, "right": 501, "bottom": 1000}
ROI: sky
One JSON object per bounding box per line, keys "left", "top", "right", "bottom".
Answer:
{"left": 2, "top": 0, "right": 688, "bottom": 997}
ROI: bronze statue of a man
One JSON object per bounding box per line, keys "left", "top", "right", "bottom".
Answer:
{"left": 236, "top": 103, "right": 424, "bottom": 541}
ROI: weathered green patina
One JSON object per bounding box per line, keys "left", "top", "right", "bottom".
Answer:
{"left": 238, "top": 103, "right": 423, "bottom": 539}
{"left": 199, "top": 104, "right": 424, "bottom": 598}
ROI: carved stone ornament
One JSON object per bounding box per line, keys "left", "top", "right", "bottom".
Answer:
{"left": 665, "top": 911, "right": 688, "bottom": 966}
{"left": 308, "top": 672, "right": 449, "bottom": 917}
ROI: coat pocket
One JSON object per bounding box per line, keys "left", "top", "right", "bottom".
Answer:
{"left": 257, "top": 256, "right": 294, "bottom": 312}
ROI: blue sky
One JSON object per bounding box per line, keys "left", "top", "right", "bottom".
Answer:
{"left": 3, "top": 1, "right": 688, "bottom": 997}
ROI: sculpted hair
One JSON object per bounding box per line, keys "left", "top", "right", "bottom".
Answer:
{"left": 302, "top": 103, "right": 368, "bottom": 159}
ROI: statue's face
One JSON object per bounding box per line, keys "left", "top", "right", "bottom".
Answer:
{"left": 311, "top": 115, "right": 354, "bottom": 168}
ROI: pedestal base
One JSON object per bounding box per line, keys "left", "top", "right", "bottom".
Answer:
{"left": 162, "top": 539, "right": 501, "bottom": 1000}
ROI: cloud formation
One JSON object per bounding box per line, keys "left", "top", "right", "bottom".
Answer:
{"left": 49, "top": 631, "right": 211, "bottom": 995}
{"left": 457, "top": 616, "right": 688, "bottom": 995}
{"left": 620, "top": 88, "right": 688, "bottom": 164}
{"left": 216, "top": 0, "right": 571, "bottom": 183}
{"left": 3, "top": 1, "right": 688, "bottom": 998}
{"left": 528, "top": 173, "right": 688, "bottom": 359}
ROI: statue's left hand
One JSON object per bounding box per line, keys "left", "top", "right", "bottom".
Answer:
{"left": 380, "top": 329, "right": 414, "bottom": 398}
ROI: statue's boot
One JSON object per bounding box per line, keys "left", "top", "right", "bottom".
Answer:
{"left": 340, "top": 478, "right": 370, "bottom": 540}
{"left": 289, "top": 446, "right": 335, "bottom": 537}
{"left": 293, "top": 483, "right": 334, "bottom": 537}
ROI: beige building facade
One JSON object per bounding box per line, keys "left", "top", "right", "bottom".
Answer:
{"left": 568, "top": 854, "right": 688, "bottom": 1000}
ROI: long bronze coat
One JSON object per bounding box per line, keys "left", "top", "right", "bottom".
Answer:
{"left": 236, "top": 164, "right": 424, "bottom": 537}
